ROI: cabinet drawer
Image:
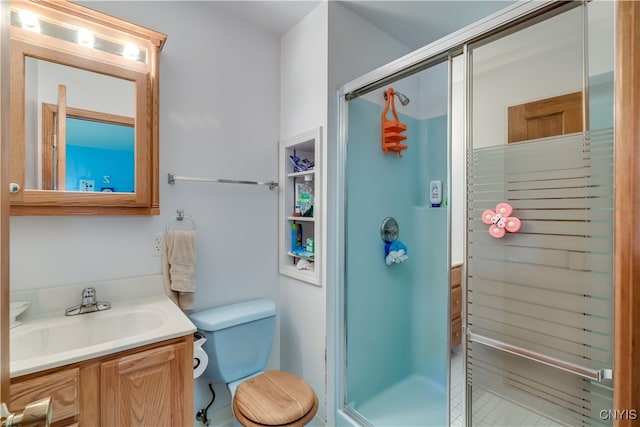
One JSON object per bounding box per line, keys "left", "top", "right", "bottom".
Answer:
{"left": 11, "top": 368, "right": 79, "bottom": 424}
{"left": 451, "top": 265, "right": 462, "bottom": 288}
{"left": 451, "top": 285, "right": 462, "bottom": 320}
{"left": 451, "top": 317, "right": 462, "bottom": 348}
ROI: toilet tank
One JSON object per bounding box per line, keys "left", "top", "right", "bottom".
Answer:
{"left": 190, "top": 299, "right": 276, "bottom": 383}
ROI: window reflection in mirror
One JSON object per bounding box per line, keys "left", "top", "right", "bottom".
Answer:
{"left": 24, "top": 57, "right": 135, "bottom": 192}
{"left": 41, "top": 106, "right": 135, "bottom": 192}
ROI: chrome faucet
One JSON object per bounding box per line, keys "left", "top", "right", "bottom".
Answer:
{"left": 65, "top": 287, "right": 111, "bottom": 316}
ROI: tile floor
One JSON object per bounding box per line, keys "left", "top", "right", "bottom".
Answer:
{"left": 450, "top": 347, "right": 464, "bottom": 426}
{"left": 450, "top": 347, "right": 562, "bottom": 427}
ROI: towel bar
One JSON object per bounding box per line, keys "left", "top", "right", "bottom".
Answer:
{"left": 468, "top": 331, "right": 613, "bottom": 382}
{"left": 166, "top": 209, "right": 196, "bottom": 231}
{"left": 168, "top": 173, "right": 278, "bottom": 190}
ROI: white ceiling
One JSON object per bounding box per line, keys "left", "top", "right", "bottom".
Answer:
{"left": 213, "top": 0, "right": 516, "bottom": 50}
{"left": 209, "top": 1, "right": 322, "bottom": 36}
{"left": 337, "top": 1, "right": 516, "bottom": 50}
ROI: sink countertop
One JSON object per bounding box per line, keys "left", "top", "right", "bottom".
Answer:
{"left": 10, "top": 275, "right": 196, "bottom": 378}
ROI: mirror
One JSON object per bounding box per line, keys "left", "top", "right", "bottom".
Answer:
{"left": 9, "top": 0, "right": 166, "bottom": 215}
{"left": 26, "top": 58, "right": 136, "bottom": 193}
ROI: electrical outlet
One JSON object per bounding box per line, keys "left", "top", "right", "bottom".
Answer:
{"left": 152, "top": 232, "right": 163, "bottom": 257}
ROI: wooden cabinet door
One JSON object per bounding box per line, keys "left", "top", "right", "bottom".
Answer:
{"left": 10, "top": 368, "right": 79, "bottom": 425}
{"left": 101, "top": 342, "right": 191, "bottom": 427}
{"left": 508, "top": 91, "right": 583, "bottom": 143}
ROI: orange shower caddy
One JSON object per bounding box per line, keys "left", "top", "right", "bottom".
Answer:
{"left": 381, "top": 87, "right": 408, "bottom": 157}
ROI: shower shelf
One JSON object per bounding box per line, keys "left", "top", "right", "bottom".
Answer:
{"left": 279, "top": 127, "right": 322, "bottom": 286}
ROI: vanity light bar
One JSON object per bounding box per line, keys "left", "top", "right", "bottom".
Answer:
{"left": 13, "top": 9, "right": 146, "bottom": 63}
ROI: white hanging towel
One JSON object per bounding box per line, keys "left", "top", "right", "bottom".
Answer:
{"left": 163, "top": 229, "right": 196, "bottom": 310}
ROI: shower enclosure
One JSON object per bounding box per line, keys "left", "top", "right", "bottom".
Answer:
{"left": 342, "top": 62, "right": 451, "bottom": 426}
{"left": 338, "top": 1, "right": 615, "bottom": 426}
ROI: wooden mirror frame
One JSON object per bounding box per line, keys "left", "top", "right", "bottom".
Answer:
{"left": 9, "top": 0, "right": 166, "bottom": 215}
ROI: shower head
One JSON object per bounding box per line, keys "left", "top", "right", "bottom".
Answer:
{"left": 395, "top": 92, "right": 410, "bottom": 106}
{"left": 384, "top": 89, "right": 410, "bottom": 106}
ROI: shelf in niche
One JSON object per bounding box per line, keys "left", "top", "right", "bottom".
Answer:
{"left": 287, "top": 216, "right": 315, "bottom": 222}
{"left": 287, "top": 251, "right": 315, "bottom": 261}
{"left": 279, "top": 127, "right": 322, "bottom": 287}
{"left": 287, "top": 170, "right": 315, "bottom": 178}
{"left": 279, "top": 265, "right": 316, "bottom": 283}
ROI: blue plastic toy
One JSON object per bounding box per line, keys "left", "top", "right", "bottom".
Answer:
{"left": 384, "top": 240, "right": 409, "bottom": 265}
{"left": 289, "top": 155, "right": 315, "bottom": 172}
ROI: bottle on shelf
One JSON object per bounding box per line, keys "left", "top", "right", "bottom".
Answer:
{"left": 296, "top": 180, "right": 314, "bottom": 217}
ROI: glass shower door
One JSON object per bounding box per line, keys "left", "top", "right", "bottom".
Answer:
{"left": 343, "top": 62, "right": 451, "bottom": 426}
{"left": 465, "top": 2, "right": 615, "bottom": 425}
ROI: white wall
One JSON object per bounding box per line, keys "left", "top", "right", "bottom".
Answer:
{"left": 279, "top": 3, "right": 329, "bottom": 424}
{"left": 280, "top": 3, "right": 417, "bottom": 423}
{"left": 11, "top": 1, "right": 281, "bottom": 421}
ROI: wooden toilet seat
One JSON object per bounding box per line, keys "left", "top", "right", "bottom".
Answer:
{"left": 233, "top": 370, "right": 318, "bottom": 427}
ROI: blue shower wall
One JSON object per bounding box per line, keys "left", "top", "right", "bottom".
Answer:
{"left": 346, "top": 98, "right": 449, "bottom": 410}
{"left": 421, "top": 115, "right": 448, "bottom": 203}
{"left": 413, "top": 114, "right": 449, "bottom": 389}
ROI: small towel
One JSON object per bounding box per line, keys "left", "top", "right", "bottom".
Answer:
{"left": 163, "top": 230, "right": 196, "bottom": 310}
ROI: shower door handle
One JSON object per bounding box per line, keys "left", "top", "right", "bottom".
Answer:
{"left": 468, "top": 331, "right": 613, "bottom": 382}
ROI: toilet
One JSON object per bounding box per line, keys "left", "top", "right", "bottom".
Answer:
{"left": 190, "top": 299, "right": 318, "bottom": 426}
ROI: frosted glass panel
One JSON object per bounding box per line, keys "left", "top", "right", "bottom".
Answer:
{"left": 467, "top": 129, "right": 614, "bottom": 425}
{"left": 468, "top": 341, "right": 613, "bottom": 426}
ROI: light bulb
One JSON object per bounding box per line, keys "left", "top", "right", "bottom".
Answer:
{"left": 122, "top": 43, "right": 140, "bottom": 60}
{"left": 77, "top": 28, "right": 95, "bottom": 48}
{"left": 18, "top": 10, "right": 40, "bottom": 33}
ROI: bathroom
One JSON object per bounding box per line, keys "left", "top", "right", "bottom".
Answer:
{"left": 1, "top": 0, "right": 637, "bottom": 426}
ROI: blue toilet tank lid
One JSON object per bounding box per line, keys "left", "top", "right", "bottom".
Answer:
{"left": 190, "top": 298, "right": 276, "bottom": 331}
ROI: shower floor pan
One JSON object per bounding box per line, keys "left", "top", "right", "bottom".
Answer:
{"left": 354, "top": 374, "right": 447, "bottom": 426}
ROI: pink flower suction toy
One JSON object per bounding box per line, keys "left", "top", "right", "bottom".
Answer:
{"left": 481, "top": 202, "right": 521, "bottom": 239}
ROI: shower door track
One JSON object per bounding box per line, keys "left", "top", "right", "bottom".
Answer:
{"left": 468, "top": 332, "right": 613, "bottom": 382}
{"left": 341, "top": 1, "right": 577, "bottom": 101}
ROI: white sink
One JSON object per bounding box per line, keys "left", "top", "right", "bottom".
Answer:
{"left": 11, "top": 307, "right": 163, "bottom": 360}
{"left": 10, "top": 293, "right": 196, "bottom": 378}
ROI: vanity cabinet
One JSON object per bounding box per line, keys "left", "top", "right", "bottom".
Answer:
{"left": 450, "top": 264, "right": 462, "bottom": 349}
{"left": 9, "top": 335, "right": 193, "bottom": 426}
{"left": 278, "top": 128, "right": 323, "bottom": 286}
{"left": 101, "top": 341, "right": 191, "bottom": 426}
{"left": 10, "top": 368, "right": 81, "bottom": 427}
